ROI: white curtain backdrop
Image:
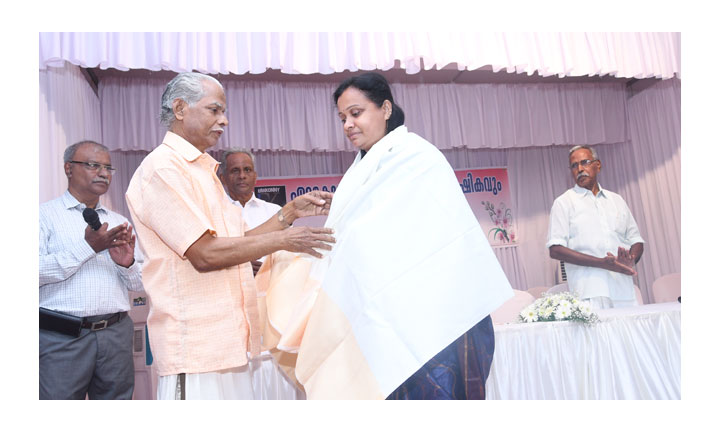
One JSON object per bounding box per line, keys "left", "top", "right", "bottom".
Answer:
{"left": 98, "top": 78, "right": 628, "bottom": 152}
{"left": 39, "top": 64, "right": 102, "bottom": 204}
{"left": 626, "top": 78, "right": 681, "bottom": 302}
{"left": 39, "top": 32, "right": 680, "bottom": 79}
{"left": 39, "top": 61, "right": 680, "bottom": 304}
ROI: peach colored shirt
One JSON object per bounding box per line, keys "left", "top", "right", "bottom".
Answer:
{"left": 126, "top": 132, "right": 260, "bottom": 376}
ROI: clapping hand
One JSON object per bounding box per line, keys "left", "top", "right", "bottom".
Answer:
{"left": 108, "top": 224, "right": 136, "bottom": 268}
{"left": 85, "top": 222, "right": 130, "bottom": 253}
{"left": 616, "top": 246, "right": 635, "bottom": 268}
{"left": 85, "top": 222, "right": 136, "bottom": 268}
{"left": 602, "top": 247, "right": 637, "bottom": 276}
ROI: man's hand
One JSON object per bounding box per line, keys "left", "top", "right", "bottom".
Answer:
{"left": 616, "top": 246, "right": 635, "bottom": 268}
{"left": 601, "top": 249, "right": 637, "bottom": 276}
{"left": 85, "top": 222, "right": 130, "bottom": 253}
{"left": 108, "top": 225, "right": 136, "bottom": 268}
{"left": 550, "top": 244, "right": 637, "bottom": 276}
{"left": 288, "top": 191, "right": 333, "bottom": 221}
{"left": 281, "top": 226, "right": 336, "bottom": 258}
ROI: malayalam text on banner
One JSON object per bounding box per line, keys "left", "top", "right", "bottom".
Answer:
{"left": 255, "top": 168, "right": 516, "bottom": 247}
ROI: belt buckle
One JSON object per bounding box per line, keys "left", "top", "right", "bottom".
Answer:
{"left": 90, "top": 320, "right": 108, "bottom": 331}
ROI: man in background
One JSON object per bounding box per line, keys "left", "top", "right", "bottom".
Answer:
{"left": 218, "top": 149, "right": 280, "bottom": 275}
{"left": 40, "top": 140, "right": 144, "bottom": 399}
{"left": 218, "top": 148, "right": 306, "bottom": 399}
{"left": 547, "top": 145, "right": 645, "bottom": 309}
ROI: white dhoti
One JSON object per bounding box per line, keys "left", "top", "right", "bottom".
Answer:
{"left": 157, "top": 366, "right": 255, "bottom": 400}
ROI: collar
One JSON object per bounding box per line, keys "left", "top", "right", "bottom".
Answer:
{"left": 61, "top": 190, "right": 107, "bottom": 213}
{"left": 162, "top": 131, "right": 216, "bottom": 164}
{"left": 229, "top": 192, "right": 259, "bottom": 207}
{"left": 572, "top": 183, "right": 606, "bottom": 198}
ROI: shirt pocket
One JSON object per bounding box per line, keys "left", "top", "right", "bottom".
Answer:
{"left": 611, "top": 206, "right": 627, "bottom": 238}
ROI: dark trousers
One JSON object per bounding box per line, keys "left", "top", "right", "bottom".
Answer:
{"left": 39, "top": 312, "right": 135, "bottom": 400}
{"left": 386, "top": 315, "right": 495, "bottom": 400}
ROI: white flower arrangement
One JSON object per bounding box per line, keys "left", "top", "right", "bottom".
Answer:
{"left": 519, "top": 292, "right": 599, "bottom": 324}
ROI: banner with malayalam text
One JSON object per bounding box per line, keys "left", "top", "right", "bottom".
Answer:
{"left": 255, "top": 167, "right": 516, "bottom": 247}
{"left": 455, "top": 168, "right": 517, "bottom": 247}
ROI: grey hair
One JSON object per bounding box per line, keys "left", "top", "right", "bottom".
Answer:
{"left": 219, "top": 148, "right": 255, "bottom": 176}
{"left": 569, "top": 145, "right": 599, "bottom": 161}
{"left": 63, "top": 140, "right": 109, "bottom": 163}
{"left": 159, "top": 72, "right": 224, "bottom": 128}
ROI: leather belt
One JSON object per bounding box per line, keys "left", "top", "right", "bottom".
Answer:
{"left": 81, "top": 312, "right": 127, "bottom": 331}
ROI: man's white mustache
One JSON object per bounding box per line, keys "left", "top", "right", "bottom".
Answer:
{"left": 576, "top": 172, "right": 589, "bottom": 180}
{"left": 93, "top": 178, "right": 110, "bottom": 185}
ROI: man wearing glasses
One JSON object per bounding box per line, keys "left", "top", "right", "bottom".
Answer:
{"left": 546, "top": 145, "right": 645, "bottom": 309}
{"left": 39, "top": 140, "right": 144, "bottom": 399}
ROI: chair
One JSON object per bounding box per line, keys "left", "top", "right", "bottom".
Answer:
{"left": 652, "top": 272, "right": 681, "bottom": 303}
{"left": 527, "top": 286, "right": 550, "bottom": 299}
{"left": 547, "top": 282, "right": 569, "bottom": 294}
{"left": 491, "top": 290, "right": 536, "bottom": 325}
{"left": 634, "top": 285, "right": 644, "bottom": 305}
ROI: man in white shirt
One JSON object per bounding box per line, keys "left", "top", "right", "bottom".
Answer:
{"left": 218, "top": 148, "right": 305, "bottom": 399}
{"left": 218, "top": 149, "right": 281, "bottom": 275}
{"left": 40, "top": 140, "right": 144, "bottom": 399}
{"left": 546, "top": 145, "right": 645, "bottom": 309}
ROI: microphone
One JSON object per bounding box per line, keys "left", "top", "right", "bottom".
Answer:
{"left": 82, "top": 207, "right": 102, "bottom": 231}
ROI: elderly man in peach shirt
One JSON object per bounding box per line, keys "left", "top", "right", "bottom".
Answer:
{"left": 125, "top": 72, "right": 335, "bottom": 400}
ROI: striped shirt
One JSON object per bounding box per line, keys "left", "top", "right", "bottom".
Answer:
{"left": 39, "top": 190, "right": 144, "bottom": 316}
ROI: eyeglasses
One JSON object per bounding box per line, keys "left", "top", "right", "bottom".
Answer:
{"left": 569, "top": 159, "right": 597, "bottom": 170}
{"left": 69, "top": 161, "right": 116, "bottom": 173}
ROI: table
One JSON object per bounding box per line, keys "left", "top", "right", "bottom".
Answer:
{"left": 486, "top": 302, "right": 680, "bottom": 399}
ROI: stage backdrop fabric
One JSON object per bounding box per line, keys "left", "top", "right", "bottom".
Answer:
{"left": 40, "top": 62, "right": 680, "bottom": 305}
{"left": 96, "top": 78, "right": 629, "bottom": 153}
{"left": 39, "top": 64, "right": 103, "bottom": 204}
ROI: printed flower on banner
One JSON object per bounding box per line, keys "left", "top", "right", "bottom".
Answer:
{"left": 518, "top": 292, "right": 599, "bottom": 324}
{"left": 481, "top": 200, "right": 516, "bottom": 244}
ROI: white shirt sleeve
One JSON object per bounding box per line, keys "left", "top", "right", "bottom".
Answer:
{"left": 112, "top": 240, "right": 145, "bottom": 292}
{"left": 546, "top": 197, "right": 570, "bottom": 248}
{"left": 619, "top": 198, "right": 644, "bottom": 245}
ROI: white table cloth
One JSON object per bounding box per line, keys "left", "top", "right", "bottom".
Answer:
{"left": 486, "top": 302, "right": 680, "bottom": 399}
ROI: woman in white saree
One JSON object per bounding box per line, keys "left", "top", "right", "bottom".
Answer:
{"left": 257, "top": 73, "right": 513, "bottom": 399}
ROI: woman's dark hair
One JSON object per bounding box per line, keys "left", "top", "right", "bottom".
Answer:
{"left": 333, "top": 72, "right": 405, "bottom": 134}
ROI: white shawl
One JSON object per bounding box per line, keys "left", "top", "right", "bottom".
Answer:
{"left": 257, "top": 126, "right": 513, "bottom": 399}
